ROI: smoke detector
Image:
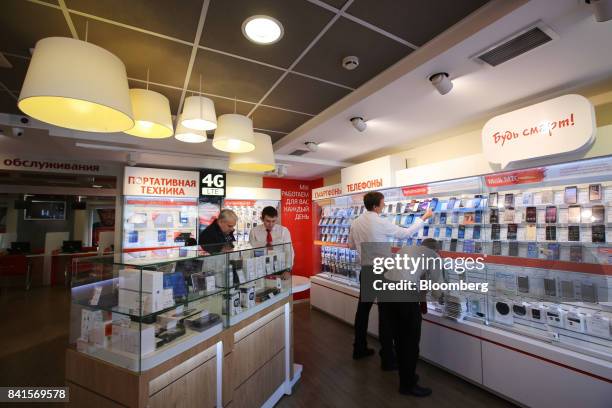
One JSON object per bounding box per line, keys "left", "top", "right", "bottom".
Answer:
{"left": 342, "top": 56, "right": 359, "bottom": 70}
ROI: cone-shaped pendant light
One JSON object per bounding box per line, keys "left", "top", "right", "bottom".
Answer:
{"left": 124, "top": 88, "right": 173, "bottom": 138}
{"left": 228, "top": 132, "right": 275, "bottom": 172}
{"left": 181, "top": 96, "right": 217, "bottom": 131}
{"left": 212, "top": 114, "right": 255, "bottom": 153}
{"left": 18, "top": 37, "right": 134, "bottom": 132}
{"left": 175, "top": 114, "right": 207, "bottom": 143}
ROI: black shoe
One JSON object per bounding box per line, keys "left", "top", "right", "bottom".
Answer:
{"left": 353, "top": 348, "right": 375, "bottom": 360}
{"left": 399, "top": 384, "right": 432, "bottom": 398}
{"left": 381, "top": 361, "right": 398, "bottom": 371}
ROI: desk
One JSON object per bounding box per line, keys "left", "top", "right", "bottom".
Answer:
{"left": 291, "top": 275, "right": 311, "bottom": 294}
{"left": 52, "top": 251, "right": 101, "bottom": 287}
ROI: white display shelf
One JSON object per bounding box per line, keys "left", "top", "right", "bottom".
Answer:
{"left": 228, "top": 290, "right": 290, "bottom": 326}
{"left": 81, "top": 322, "right": 223, "bottom": 372}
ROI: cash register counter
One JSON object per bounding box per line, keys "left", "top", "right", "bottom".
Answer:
{"left": 66, "top": 295, "right": 300, "bottom": 407}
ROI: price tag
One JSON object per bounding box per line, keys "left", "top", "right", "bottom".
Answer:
{"left": 89, "top": 286, "right": 102, "bottom": 306}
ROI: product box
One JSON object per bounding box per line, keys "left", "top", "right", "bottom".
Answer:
{"left": 240, "top": 286, "right": 256, "bottom": 309}
{"left": 111, "top": 321, "right": 155, "bottom": 355}
{"left": 564, "top": 310, "right": 587, "bottom": 333}
{"left": 255, "top": 256, "right": 266, "bottom": 278}
{"left": 118, "top": 288, "right": 161, "bottom": 315}
{"left": 223, "top": 291, "right": 241, "bottom": 316}
{"left": 586, "top": 314, "right": 611, "bottom": 339}
{"left": 118, "top": 268, "right": 164, "bottom": 293}
{"left": 245, "top": 258, "right": 257, "bottom": 280}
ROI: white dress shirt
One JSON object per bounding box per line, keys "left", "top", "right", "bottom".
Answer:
{"left": 249, "top": 223, "right": 292, "bottom": 247}
{"left": 348, "top": 211, "right": 424, "bottom": 256}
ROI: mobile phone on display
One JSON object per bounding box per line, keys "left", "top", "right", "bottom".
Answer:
{"left": 447, "top": 198, "right": 456, "bottom": 210}
{"left": 504, "top": 193, "right": 514, "bottom": 207}
{"left": 418, "top": 200, "right": 430, "bottom": 212}
{"left": 564, "top": 186, "right": 578, "bottom": 204}
{"left": 489, "top": 192, "right": 498, "bottom": 208}
{"left": 589, "top": 184, "right": 602, "bottom": 201}
{"left": 429, "top": 198, "right": 439, "bottom": 211}
{"left": 591, "top": 205, "right": 605, "bottom": 223}
{"left": 568, "top": 205, "right": 581, "bottom": 223}
{"left": 526, "top": 207, "right": 537, "bottom": 223}
{"left": 545, "top": 206, "right": 557, "bottom": 223}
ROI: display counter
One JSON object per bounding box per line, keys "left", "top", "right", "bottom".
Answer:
{"left": 67, "top": 243, "right": 300, "bottom": 407}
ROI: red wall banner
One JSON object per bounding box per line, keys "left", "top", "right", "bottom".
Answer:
{"left": 263, "top": 177, "right": 323, "bottom": 299}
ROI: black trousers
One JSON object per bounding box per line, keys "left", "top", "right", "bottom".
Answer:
{"left": 353, "top": 300, "right": 395, "bottom": 364}
{"left": 378, "top": 302, "right": 422, "bottom": 389}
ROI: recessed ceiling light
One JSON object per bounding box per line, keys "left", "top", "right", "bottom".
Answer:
{"left": 242, "top": 15, "right": 284, "bottom": 44}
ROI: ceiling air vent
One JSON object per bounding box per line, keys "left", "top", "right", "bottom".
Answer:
{"left": 289, "top": 149, "right": 309, "bottom": 156}
{"left": 474, "top": 22, "right": 557, "bottom": 67}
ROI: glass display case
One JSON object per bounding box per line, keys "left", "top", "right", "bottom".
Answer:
{"left": 313, "top": 156, "right": 611, "bottom": 360}
{"left": 70, "top": 242, "right": 293, "bottom": 372}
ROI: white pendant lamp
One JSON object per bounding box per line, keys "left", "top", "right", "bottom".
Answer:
{"left": 228, "top": 132, "right": 275, "bottom": 172}
{"left": 212, "top": 113, "right": 255, "bottom": 153}
{"left": 18, "top": 37, "right": 134, "bottom": 132}
{"left": 175, "top": 114, "right": 207, "bottom": 143}
{"left": 124, "top": 88, "right": 174, "bottom": 139}
{"left": 181, "top": 96, "right": 217, "bottom": 131}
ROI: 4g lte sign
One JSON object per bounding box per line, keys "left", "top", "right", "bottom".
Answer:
{"left": 200, "top": 170, "right": 226, "bottom": 198}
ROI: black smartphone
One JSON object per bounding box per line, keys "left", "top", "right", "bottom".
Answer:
{"left": 504, "top": 193, "right": 514, "bottom": 207}
{"left": 591, "top": 205, "right": 605, "bottom": 223}
{"left": 490, "top": 209, "right": 499, "bottom": 224}
{"left": 546, "top": 226, "right": 557, "bottom": 241}
{"left": 507, "top": 224, "right": 518, "bottom": 240}
{"left": 491, "top": 224, "right": 501, "bottom": 240}
{"left": 526, "top": 207, "right": 537, "bottom": 223}
{"left": 592, "top": 225, "right": 605, "bottom": 243}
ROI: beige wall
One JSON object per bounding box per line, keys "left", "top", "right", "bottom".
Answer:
{"left": 323, "top": 173, "right": 341, "bottom": 186}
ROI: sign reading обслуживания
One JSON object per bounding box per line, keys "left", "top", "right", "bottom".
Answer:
{"left": 482, "top": 94, "right": 596, "bottom": 168}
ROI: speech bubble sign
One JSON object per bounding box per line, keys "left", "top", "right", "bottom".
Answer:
{"left": 482, "top": 94, "right": 596, "bottom": 168}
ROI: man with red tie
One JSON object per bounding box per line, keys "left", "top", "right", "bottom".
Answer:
{"left": 248, "top": 206, "right": 292, "bottom": 251}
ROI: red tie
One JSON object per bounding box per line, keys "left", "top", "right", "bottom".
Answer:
{"left": 266, "top": 229, "right": 273, "bottom": 247}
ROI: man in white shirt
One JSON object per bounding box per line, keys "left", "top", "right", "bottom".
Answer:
{"left": 249, "top": 206, "right": 292, "bottom": 249}
{"left": 348, "top": 191, "right": 432, "bottom": 371}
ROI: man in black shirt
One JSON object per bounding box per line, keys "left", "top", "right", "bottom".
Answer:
{"left": 199, "top": 209, "right": 237, "bottom": 253}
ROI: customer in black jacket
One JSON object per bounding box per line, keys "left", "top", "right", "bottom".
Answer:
{"left": 199, "top": 209, "right": 237, "bottom": 253}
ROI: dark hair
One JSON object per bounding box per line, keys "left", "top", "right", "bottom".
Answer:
{"left": 421, "top": 238, "right": 439, "bottom": 251}
{"left": 185, "top": 237, "right": 197, "bottom": 246}
{"left": 261, "top": 206, "right": 278, "bottom": 219}
{"left": 363, "top": 191, "right": 384, "bottom": 211}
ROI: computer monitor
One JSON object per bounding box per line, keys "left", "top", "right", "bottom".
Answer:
{"left": 62, "top": 240, "right": 83, "bottom": 253}
{"left": 9, "top": 242, "right": 31, "bottom": 254}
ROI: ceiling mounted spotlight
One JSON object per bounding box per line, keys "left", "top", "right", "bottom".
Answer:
{"left": 429, "top": 72, "right": 453, "bottom": 95}
{"left": 242, "top": 15, "right": 284, "bottom": 44}
{"left": 350, "top": 117, "right": 367, "bottom": 132}
{"left": 305, "top": 141, "right": 318, "bottom": 152}
{"left": 585, "top": 0, "right": 612, "bottom": 22}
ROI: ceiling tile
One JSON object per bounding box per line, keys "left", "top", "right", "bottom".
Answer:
{"left": 127, "top": 80, "right": 182, "bottom": 116}
{"left": 294, "top": 17, "right": 412, "bottom": 88}
{"left": 188, "top": 49, "right": 283, "bottom": 104}
{"left": 201, "top": 0, "right": 334, "bottom": 68}
{"left": 71, "top": 16, "right": 192, "bottom": 88}
{"left": 251, "top": 105, "right": 311, "bottom": 136}
{"left": 65, "top": 0, "right": 204, "bottom": 42}
{"left": 208, "top": 96, "right": 254, "bottom": 117}
{"left": 346, "top": 0, "right": 489, "bottom": 46}
{"left": 264, "top": 73, "right": 350, "bottom": 115}
{"left": 0, "top": 0, "right": 71, "bottom": 56}
{"left": 319, "top": 0, "right": 347, "bottom": 9}
{"left": 0, "top": 91, "right": 20, "bottom": 115}
{"left": 0, "top": 56, "right": 29, "bottom": 92}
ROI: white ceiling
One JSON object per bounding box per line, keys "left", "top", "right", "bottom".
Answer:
{"left": 275, "top": 0, "right": 612, "bottom": 164}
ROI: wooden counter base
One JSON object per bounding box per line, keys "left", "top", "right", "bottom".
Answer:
{"left": 66, "top": 297, "right": 296, "bottom": 407}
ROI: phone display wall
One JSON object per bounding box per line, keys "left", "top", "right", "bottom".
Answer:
{"left": 313, "top": 156, "right": 612, "bottom": 360}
